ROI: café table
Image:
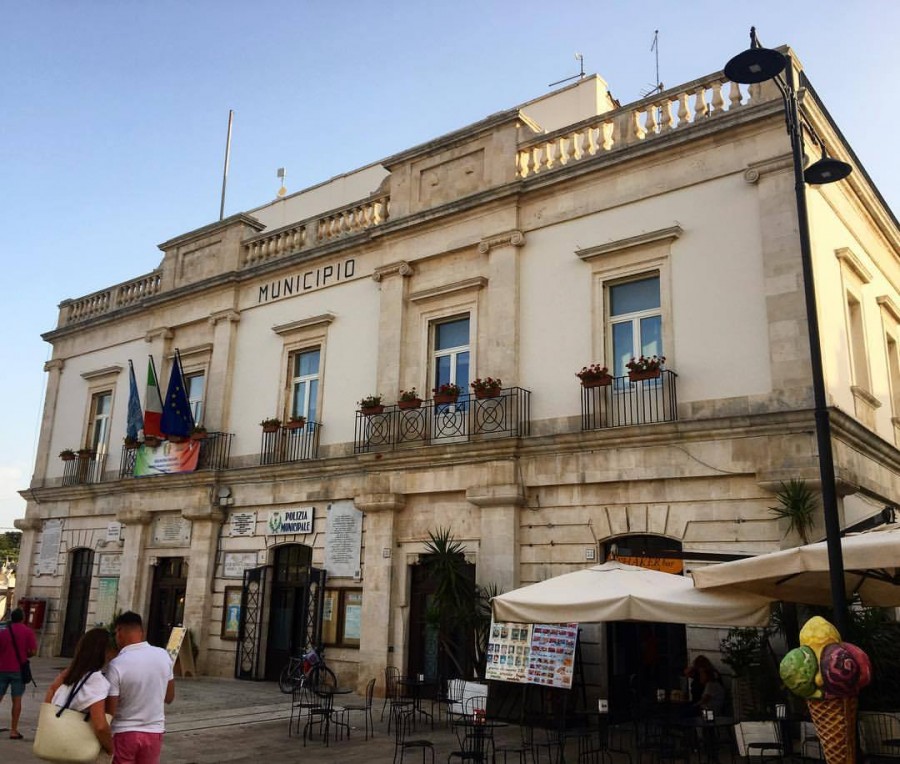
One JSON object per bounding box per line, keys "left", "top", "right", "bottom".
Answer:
{"left": 451, "top": 716, "right": 508, "bottom": 764}
{"left": 662, "top": 715, "right": 735, "bottom": 764}
{"left": 399, "top": 675, "right": 437, "bottom": 729}
{"left": 306, "top": 686, "right": 353, "bottom": 744}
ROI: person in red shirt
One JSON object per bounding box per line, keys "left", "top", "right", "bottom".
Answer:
{"left": 0, "top": 608, "right": 38, "bottom": 740}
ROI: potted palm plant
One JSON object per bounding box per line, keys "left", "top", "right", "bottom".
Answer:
{"left": 576, "top": 364, "right": 613, "bottom": 388}
{"left": 470, "top": 377, "right": 502, "bottom": 399}
{"left": 626, "top": 355, "right": 665, "bottom": 381}
{"left": 397, "top": 388, "right": 422, "bottom": 410}
{"left": 358, "top": 394, "right": 384, "bottom": 416}
{"left": 432, "top": 382, "right": 462, "bottom": 405}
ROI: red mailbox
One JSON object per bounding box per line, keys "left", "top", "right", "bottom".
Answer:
{"left": 18, "top": 598, "right": 47, "bottom": 630}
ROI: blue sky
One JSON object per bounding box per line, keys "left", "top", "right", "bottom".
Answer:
{"left": 2, "top": 1, "right": 898, "bottom": 530}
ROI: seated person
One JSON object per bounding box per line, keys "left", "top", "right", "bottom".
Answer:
{"left": 696, "top": 665, "right": 726, "bottom": 715}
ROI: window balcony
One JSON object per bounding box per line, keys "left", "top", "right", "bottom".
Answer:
{"left": 117, "top": 431, "right": 234, "bottom": 479}
{"left": 62, "top": 451, "right": 105, "bottom": 486}
{"left": 354, "top": 387, "right": 531, "bottom": 454}
{"left": 258, "top": 421, "right": 322, "bottom": 465}
{"left": 580, "top": 370, "right": 678, "bottom": 430}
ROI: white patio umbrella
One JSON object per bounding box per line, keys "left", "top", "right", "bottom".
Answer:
{"left": 490, "top": 560, "right": 773, "bottom": 626}
{"left": 692, "top": 524, "right": 900, "bottom": 606}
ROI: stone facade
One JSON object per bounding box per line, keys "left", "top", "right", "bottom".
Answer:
{"left": 14, "top": 59, "right": 900, "bottom": 696}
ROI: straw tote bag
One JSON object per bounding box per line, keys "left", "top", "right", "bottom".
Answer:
{"left": 33, "top": 672, "right": 108, "bottom": 763}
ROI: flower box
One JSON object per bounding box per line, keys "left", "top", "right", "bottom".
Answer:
{"left": 59, "top": 450, "right": 76, "bottom": 462}
{"left": 628, "top": 368, "right": 661, "bottom": 382}
{"left": 474, "top": 387, "right": 502, "bottom": 399}
{"left": 433, "top": 393, "right": 459, "bottom": 405}
{"left": 168, "top": 435, "right": 188, "bottom": 444}
{"left": 285, "top": 418, "right": 306, "bottom": 430}
{"left": 397, "top": 398, "right": 422, "bottom": 410}
{"left": 626, "top": 355, "right": 665, "bottom": 382}
{"left": 190, "top": 431, "right": 208, "bottom": 441}
{"left": 260, "top": 418, "right": 281, "bottom": 433}
{"left": 360, "top": 405, "right": 385, "bottom": 416}
{"left": 580, "top": 374, "right": 613, "bottom": 388}
{"left": 471, "top": 377, "right": 502, "bottom": 399}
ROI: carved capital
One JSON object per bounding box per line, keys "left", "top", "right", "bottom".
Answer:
{"left": 43, "top": 359, "right": 65, "bottom": 373}
{"left": 14, "top": 517, "right": 43, "bottom": 531}
{"left": 466, "top": 484, "right": 526, "bottom": 508}
{"left": 182, "top": 504, "right": 227, "bottom": 523}
{"left": 372, "top": 261, "right": 414, "bottom": 282}
{"left": 353, "top": 493, "right": 406, "bottom": 513}
{"left": 208, "top": 309, "right": 241, "bottom": 326}
{"left": 144, "top": 327, "right": 173, "bottom": 343}
{"left": 117, "top": 508, "right": 152, "bottom": 525}
{"left": 478, "top": 230, "right": 525, "bottom": 255}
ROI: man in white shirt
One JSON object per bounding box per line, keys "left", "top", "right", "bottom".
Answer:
{"left": 106, "top": 611, "right": 175, "bottom": 764}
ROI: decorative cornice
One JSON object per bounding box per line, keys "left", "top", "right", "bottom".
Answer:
{"left": 408, "top": 277, "right": 488, "bottom": 304}
{"left": 851, "top": 385, "right": 882, "bottom": 410}
{"left": 166, "top": 343, "right": 213, "bottom": 361}
{"left": 181, "top": 505, "right": 226, "bottom": 523}
{"left": 575, "top": 225, "right": 683, "bottom": 261}
{"left": 477, "top": 230, "right": 525, "bottom": 255}
{"left": 208, "top": 309, "right": 241, "bottom": 326}
{"left": 466, "top": 484, "right": 526, "bottom": 507}
{"left": 272, "top": 312, "right": 336, "bottom": 336}
{"left": 14, "top": 517, "right": 42, "bottom": 531}
{"left": 353, "top": 493, "right": 406, "bottom": 513}
{"left": 877, "top": 295, "right": 900, "bottom": 323}
{"left": 743, "top": 153, "right": 793, "bottom": 184}
{"left": 835, "top": 247, "right": 873, "bottom": 284}
{"left": 43, "top": 359, "right": 65, "bottom": 373}
{"left": 145, "top": 327, "right": 174, "bottom": 343}
{"left": 80, "top": 365, "right": 123, "bottom": 380}
{"left": 372, "top": 261, "right": 414, "bottom": 282}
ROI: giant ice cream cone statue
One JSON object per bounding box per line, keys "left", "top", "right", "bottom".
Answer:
{"left": 779, "top": 616, "right": 872, "bottom": 764}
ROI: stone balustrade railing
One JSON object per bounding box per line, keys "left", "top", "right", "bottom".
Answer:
{"left": 61, "top": 271, "right": 162, "bottom": 325}
{"left": 517, "top": 73, "right": 763, "bottom": 178}
{"left": 242, "top": 193, "right": 390, "bottom": 268}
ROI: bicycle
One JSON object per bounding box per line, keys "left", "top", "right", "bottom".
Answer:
{"left": 278, "top": 647, "right": 337, "bottom": 694}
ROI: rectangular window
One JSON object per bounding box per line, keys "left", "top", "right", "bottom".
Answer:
{"left": 290, "top": 349, "right": 320, "bottom": 423}
{"left": 433, "top": 316, "right": 470, "bottom": 391}
{"left": 608, "top": 274, "right": 662, "bottom": 377}
{"left": 89, "top": 391, "right": 112, "bottom": 454}
{"left": 847, "top": 294, "right": 870, "bottom": 390}
{"left": 186, "top": 372, "right": 205, "bottom": 425}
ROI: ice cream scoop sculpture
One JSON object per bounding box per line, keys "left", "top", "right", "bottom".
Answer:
{"left": 779, "top": 617, "right": 871, "bottom": 764}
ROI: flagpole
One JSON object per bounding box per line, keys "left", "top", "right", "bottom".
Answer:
{"left": 219, "top": 110, "right": 234, "bottom": 221}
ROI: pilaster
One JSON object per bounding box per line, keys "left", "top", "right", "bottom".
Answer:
{"left": 353, "top": 492, "right": 404, "bottom": 694}
{"left": 478, "top": 231, "right": 524, "bottom": 382}
{"left": 466, "top": 483, "right": 525, "bottom": 592}
{"left": 11, "top": 514, "right": 42, "bottom": 611}
{"left": 115, "top": 508, "right": 152, "bottom": 618}
{"left": 372, "top": 262, "right": 414, "bottom": 401}
{"left": 32, "top": 359, "right": 65, "bottom": 484}
{"left": 206, "top": 309, "right": 241, "bottom": 429}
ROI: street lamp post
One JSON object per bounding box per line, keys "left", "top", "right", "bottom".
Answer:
{"left": 724, "top": 28, "right": 853, "bottom": 637}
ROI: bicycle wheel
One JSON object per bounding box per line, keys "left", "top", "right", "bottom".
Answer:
{"left": 308, "top": 664, "right": 337, "bottom": 690}
{"left": 279, "top": 662, "right": 299, "bottom": 694}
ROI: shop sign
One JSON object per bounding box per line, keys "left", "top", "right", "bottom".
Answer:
{"left": 267, "top": 507, "right": 314, "bottom": 535}
{"left": 614, "top": 555, "right": 683, "bottom": 574}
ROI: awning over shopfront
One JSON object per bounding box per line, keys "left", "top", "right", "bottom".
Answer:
{"left": 692, "top": 523, "right": 900, "bottom": 607}
{"left": 491, "top": 560, "right": 773, "bottom": 626}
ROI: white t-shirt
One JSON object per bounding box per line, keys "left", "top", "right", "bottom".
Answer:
{"left": 51, "top": 671, "right": 111, "bottom": 713}
{"left": 107, "top": 641, "right": 173, "bottom": 734}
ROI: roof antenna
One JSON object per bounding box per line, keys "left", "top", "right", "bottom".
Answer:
{"left": 276, "top": 167, "right": 287, "bottom": 198}
{"left": 549, "top": 52, "right": 585, "bottom": 88}
{"left": 640, "top": 30, "right": 664, "bottom": 97}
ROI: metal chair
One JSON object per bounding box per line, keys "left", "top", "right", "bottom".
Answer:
{"left": 859, "top": 712, "right": 900, "bottom": 763}
{"left": 289, "top": 681, "right": 317, "bottom": 738}
{"left": 799, "top": 721, "right": 823, "bottom": 761}
{"left": 384, "top": 666, "right": 415, "bottom": 733}
{"left": 338, "top": 677, "right": 376, "bottom": 740}
{"left": 394, "top": 705, "right": 435, "bottom": 764}
{"left": 735, "top": 721, "right": 783, "bottom": 762}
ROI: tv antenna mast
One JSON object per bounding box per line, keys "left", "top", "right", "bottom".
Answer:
{"left": 640, "top": 30, "right": 664, "bottom": 97}
{"left": 549, "top": 52, "right": 586, "bottom": 88}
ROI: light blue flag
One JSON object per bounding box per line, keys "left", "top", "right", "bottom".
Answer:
{"left": 126, "top": 360, "right": 144, "bottom": 441}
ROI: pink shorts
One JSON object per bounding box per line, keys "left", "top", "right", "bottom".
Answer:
{"left": 112, "top": 731, "right": 164, "bottom": 764}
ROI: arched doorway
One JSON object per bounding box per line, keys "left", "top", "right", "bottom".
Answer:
{"left": 264, "top": 544, "right": 324, "bottom": 681}
{"left": 147, "top": 557, "right": 187, "bottom": 647}
{"left": 604, "top": 535, "right": 686, "bottom": 722}
{"left": 61, "top": 548, "right": 94, "bottom": 657}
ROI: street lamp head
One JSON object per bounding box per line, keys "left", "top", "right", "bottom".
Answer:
{"left": 723, "top": 45, "right": 786, "bottom": 84}
{"left": 804, "top": 155, "right": 852, "bottom": 185}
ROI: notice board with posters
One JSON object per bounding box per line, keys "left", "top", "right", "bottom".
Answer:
{"left": 486, "top": 621, "right": 578, "bottom": 688}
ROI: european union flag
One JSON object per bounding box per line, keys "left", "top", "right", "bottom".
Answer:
{"left": 126, "top": 360, "right": 144, "bottom": 441}
{"left": 160, "top": 351, "right": 194, "bottom": 438}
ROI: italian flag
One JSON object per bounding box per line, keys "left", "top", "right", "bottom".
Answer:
{"left": 144, "top": 357, "right": 164, "bottom": 438}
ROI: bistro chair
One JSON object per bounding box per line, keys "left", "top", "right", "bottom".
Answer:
{"left": 734, "top": 720, "right": 783, "bottom": 762}
{"left": 492, "top": 723, "right": 533, "bottom": 764}
{"left": 289, "top": 681, "right": 317, "bottom": 738}
{"left": 393, "top": 705, "right": 435, "bottom": 764}
{"left": 338, "top": 677, "right": 376, "bottom": 740}
{"left": 859, "top": 712, "right": 900, "bottom": 762}
{"left": 798, "top": 721, "right": 823, "bottom": 761}
{"left": 384, "top": 666, "right": 416, "bottom": 732}
{"left": 434, "top": 676, "right": 465, "bottom": 727}
{"left": 303, "top": 688, "right": 338, "bottom": 746}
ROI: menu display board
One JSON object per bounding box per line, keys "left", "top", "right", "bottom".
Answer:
{"left": 486, "top": 620, "right": 578, "bottom": 689}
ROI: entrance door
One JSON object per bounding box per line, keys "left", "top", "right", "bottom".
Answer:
{"left": 147, "top": 557, "right": 187, "bottom": 647}
{"left": 61, "top": 549, "right": 94, "bottom": 657}
{"left": 265, "top": 544, "right": 323, "bottom": 681}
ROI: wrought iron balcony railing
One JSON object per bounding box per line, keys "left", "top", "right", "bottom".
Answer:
{"left": 62, "top": 452, "right": 105, "bottom": 486}
{"left": 117, "top": 431, "right": 233, "bottom": 478}
{"left": 259, "top": 421, "right": 322, "bottom": 465}
{"left": 354, "top": 387, "right": 531, "bottom": 453}
{"left": 580, "top": 370, "right": 678, "bottom": 430}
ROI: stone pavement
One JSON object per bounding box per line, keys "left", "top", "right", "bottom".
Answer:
{"left": 0, "top": 656, "right": 484, "bottom": 763}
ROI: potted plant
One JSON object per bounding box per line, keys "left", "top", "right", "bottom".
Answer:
{"left": 167, "top": 432, "right": 189, "bottom": 443}
{"left": 59, "top": 448, "right": 76, "bottom": 462}
{"left": 432, "top": 382, "right": 462, "bottom": 405}
{"left": 122, "top": 436, "right": 140, "bottom": 450}
{"left": 76, "top": 447, "right": 95, "bottom": 459}
{"left": 190, "top": 425, "right": 208, "bottom": 441}
{"left": 470, "top": 377, "right": 503, "bottom": 399}
{"left": 285, "top": 415, "right": 307, "bottom": 430}
{"left": 260, "top": 417, "right": 282, "bottom": 433}
{"left": 144, "top": 434, "right": 161, "bottom": 447}
{"left": 576, "top": 363, "right": 613, "bottom": 388}
{"left": 626, "top": 354, "right": 665, "bottom": 382}
{"left": 358, "top": 394, "right": 385, "bottom": 416}
{"left": 397, "top": 388, "right": 422, "bottom": 410}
